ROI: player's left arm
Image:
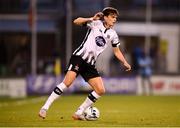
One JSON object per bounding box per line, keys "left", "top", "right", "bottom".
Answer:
{"left": 73, "top": 12, "right": 103, "bottom": 26}
{"left": 113, "top": 47, "right": 131, "bottom": 71}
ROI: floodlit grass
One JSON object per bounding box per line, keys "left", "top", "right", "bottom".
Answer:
{"left": 0, "top": 95, "right": 179, "bottom": 127}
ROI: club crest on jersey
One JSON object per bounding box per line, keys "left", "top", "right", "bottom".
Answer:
{"left": 95, "top": 36, "right": 106, "bottom": 47}
{"left": 99, "top": 29, "right": 102, "bottom": 33}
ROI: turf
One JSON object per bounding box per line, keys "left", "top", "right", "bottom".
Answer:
{"left": 0, "top": 95, "right": 179, "bottom": 127}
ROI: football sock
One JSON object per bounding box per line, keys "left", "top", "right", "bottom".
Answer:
{"left": 42, "top": 82, "right": 67, "bottom": 110}
{"left": 76, "top": 91, "right": 101, "bottom": 115}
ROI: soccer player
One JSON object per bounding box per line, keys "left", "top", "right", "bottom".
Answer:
{"left": 39, "top": 7, "right": 131, "bottom": 120}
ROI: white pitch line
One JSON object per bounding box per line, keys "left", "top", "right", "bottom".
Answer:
{"left": 0, "top": 96, "right": 46, "bottom": 108}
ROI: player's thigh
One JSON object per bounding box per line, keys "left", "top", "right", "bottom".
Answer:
{"left": 88, "top": 77, "right": 105, "bottom": 95}
{"left": 63, "top": 71, "right": 77, "bottom": 87}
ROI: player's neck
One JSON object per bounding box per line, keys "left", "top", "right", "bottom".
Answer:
{"left": 103, "top": 22, "right": 112, "bottom": 29}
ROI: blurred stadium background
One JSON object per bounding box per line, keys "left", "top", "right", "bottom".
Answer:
{"left": 0, "top": 0, "right": 179, "bottom": 127}
{"left": 0, "top": 0, "right": 179, "bottom": 97}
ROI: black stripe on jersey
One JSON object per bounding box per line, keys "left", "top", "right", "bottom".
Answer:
{"left": 112, "top": 42, "right": 120, "bottom": 47}
{"left": 90, "top": 56, "right": 95, "bottom": 65}
{"left": 104, "top": 28, "right": 108, "bottom": 33}
{"left": 80, "top": 49, "right": 86, "bottom": 57}
{"left": 84, "top": 57, "right": 88, "bottom": 62}
{"left": 74, "top": 29, "right": 91, "bottom": 55}
{"left": 84, "top": 55, "right": 95, "bottom": 65}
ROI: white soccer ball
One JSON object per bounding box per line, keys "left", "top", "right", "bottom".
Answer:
{"left": 84, "top": 106, "right": 100, "bottom": 121}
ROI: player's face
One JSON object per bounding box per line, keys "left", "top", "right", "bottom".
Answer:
{"left": 104, "top": 14, "right": 117, "bottom": 28}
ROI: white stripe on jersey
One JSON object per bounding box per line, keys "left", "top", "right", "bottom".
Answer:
{"left": 73, "top": 20, "right": 120, "bottom": 65}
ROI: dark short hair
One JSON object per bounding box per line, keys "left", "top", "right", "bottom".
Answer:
{"left": 102, "top": 7, "right": 119, "bottom": 16}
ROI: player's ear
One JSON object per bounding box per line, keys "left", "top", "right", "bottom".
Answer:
{"left": 100, "top": 13, "right": 105, "bottom": 20}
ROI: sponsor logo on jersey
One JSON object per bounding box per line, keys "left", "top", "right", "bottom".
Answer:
{"left": 95, "top": 36, "right": 106, "bottom": 47}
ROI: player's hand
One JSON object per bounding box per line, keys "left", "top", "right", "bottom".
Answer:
{"left": 123, "top": 62, "right": 131, "bottom": 71}
{"left": 93, "top": 12, "right": 104, "bottom": 20}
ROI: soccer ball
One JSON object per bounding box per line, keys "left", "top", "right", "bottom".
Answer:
{"left": 84, "top": 106, "right": 100, "bottom": 121}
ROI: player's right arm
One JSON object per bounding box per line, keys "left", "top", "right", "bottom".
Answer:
{"left": 73, "top": 12, "right": 103, "bottom": 26}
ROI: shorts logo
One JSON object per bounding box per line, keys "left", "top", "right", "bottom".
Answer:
{"left": 74, "top": 65, "right": 79, "bottom": 71}
{"left": 95, "top": 36, "right": 106, "bottom": 47}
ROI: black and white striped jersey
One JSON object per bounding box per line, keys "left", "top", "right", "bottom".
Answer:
{"left": 73, "top": 20, "right": 120, "bottom": 65}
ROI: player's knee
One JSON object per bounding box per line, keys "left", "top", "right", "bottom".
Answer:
{"left": 96, "top": 87, "right": 105, "bottom": 96}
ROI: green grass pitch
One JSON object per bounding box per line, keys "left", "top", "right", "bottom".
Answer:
{"left": 0, "top": 95, "right": 179, "bottom": 127}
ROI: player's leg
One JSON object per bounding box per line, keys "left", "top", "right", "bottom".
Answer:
{"left": 141, "top": 76, "right": 146, "bottom": 95}
{"left": 39, "top": 55, "right": 82, "bottom": 119}
{"left": 73, "top": 77, "right": 105, "bottom": 120}
{"left": 147, "top": 77, "right": 153, "bottom": 95}
{"left": 39, "top": 71, "right": 77, "bottom": 119}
